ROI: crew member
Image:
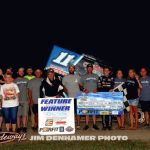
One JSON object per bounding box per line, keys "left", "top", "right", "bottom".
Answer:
{"left": 98, "top": 66, "right": 114, "bottom": 130}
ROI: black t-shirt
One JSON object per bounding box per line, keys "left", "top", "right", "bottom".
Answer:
{"left": 40, "top": 77, "right": 64, "bottom": 97}
{"left": 125, "top": 78, "right": 139, "bottom": 100}
{"left": 98, "top": 75, "right": 114, "bottom": 92}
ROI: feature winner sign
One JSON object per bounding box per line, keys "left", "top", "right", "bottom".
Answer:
{"left": 38, "top": 98, "right": 75, "bottom": 135}
{"left": 77, "top": 92, "right": 124, "bottom": 116}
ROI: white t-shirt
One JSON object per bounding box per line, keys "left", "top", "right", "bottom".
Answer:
{"left": 0, "top": 83, "right": 20, "bottom": 108}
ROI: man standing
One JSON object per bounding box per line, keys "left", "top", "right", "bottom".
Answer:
{"left": 24, "top": 67, "right": 35, "bottom": 80}
{"left": 40, "top": 68, "right": 64, "bottom": 98}
{"left": 62, "top": 65, "right": 81, "bottom": 129}
{"left": 28, "top": 69, "right": 43, "bottom": 131}
{"left": 24, "top": 67, "right": 35, "bottom": 130}
{"left": 80, "top": 64, "right": 99, "bottom": 130}
{"left": 98, "top": 67, "right": 114, "bottom": 130}
{"left": 14, "top": 68, "right": 29, "bottom": 133}
{"left": 140, "top": 67, "right": 150, "bottom": 127}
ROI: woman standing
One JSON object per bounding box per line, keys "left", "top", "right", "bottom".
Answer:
{"left": 126, "top": 69, "right": 142, "bottom": 129}
{"left": 114, "top": 69, "right": 126, "bottom": 129}
{"left": 0, "top": 74, "right": 19, "bottom": 132}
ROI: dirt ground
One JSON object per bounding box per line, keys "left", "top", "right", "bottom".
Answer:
{"left": 25, "top": 120, "right": 150, "bottom": 142}
{"left": 1, "top": 115, "right": 150, "bottom": 142}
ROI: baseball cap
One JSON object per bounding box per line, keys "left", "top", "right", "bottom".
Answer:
{"left": 69, "top": 64, "right": 75, "bottom": 69}
{"left": 47, "top": 68, "right": 54, "bottom": 73}
{"left": 87, "top": 63, "right": 93, "bottom": 68}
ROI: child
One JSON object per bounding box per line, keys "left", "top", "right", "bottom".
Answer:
{"left": 1, "top": 74, "right": 20, "bottom": 132}
{"left": 114, "top": 70, "right": 126, "bottom": 129}
{"left": 126, "top": 69, "right": 142, "bottom": 129}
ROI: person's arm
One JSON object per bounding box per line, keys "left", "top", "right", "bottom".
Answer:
{"left": 135, "top": 75, "right": 142, "bottom": 97}
{"left": 0, "top": 87, "right": 3, "bottom": 107}
{"left": 135, "top": 75, "right": 142, "bottom": 89}
{"left": 15, "top": 84, "right": 20, "bottom": 103}
{"left": 40, "top": 80, "right": 45, "bottom": 98}
{"left": 0, "top": 80, "right": 5, "bottom": 84}
{"left": 97, "top": 76, "right": 103, "bottom": 91}
{"left": 56, "top": 78, "right": 64, "bottom": 97}
{"left": 138, "top": 88, "right": 141, "bottom": 97}
{"left": 62, "top": 77, "right": 68, "bottom": 94}
{"left": 28, "top": 89, "right": 33, "bottom": 106}
{"left": 109, "top": 77, "right": 115, "bottom": 92}
{"left": 79, "top": 76, "right": 89, "bottom": 93}
{"left": 27, "top": 81, "right": 33, "bottom": 106}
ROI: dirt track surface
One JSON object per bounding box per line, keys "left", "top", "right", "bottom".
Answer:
{"left": 26, "top": 122, "right": 150, "bottom": 142}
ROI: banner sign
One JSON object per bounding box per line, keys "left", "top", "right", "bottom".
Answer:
{"left": 38, "top": 98, "right": 75, "bottom": 135}
{"left": 45, "top": 45, "right": 84, "bottom": 76}
{"left": 77, "top": 92, "right": 124, "bottom": 116}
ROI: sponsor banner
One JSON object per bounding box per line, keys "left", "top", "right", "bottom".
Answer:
{"left": 45, "top": 45, "right": 84, "bottom": 76}
{"left": 77, "top": 92, "right": 124, "bottom": 115}
{"left": 38, "top": 98, "right": 75, "bottom": 135}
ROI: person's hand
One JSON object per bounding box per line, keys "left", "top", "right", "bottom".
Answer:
{"left": 135, "top": 74, "right": 140, "bottom": 81}
{"left": 93, "top": 89, "right": 97, "bottom": 93}
{"left": 83, "top": 89, "right": 89, "bottom": 94}
{"left": 56, "top": 95, "right": 60, "bottom": 98}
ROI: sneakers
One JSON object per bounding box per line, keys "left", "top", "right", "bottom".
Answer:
{"left": 22, "top": 127, "right": 27, "bottom": 133}
{"left": 144, "top": 124, "right": 150, "bottom": 127}
{"left": 102, "top": 126, "right": 112, "bottom": 130}
{"left": 17, "top": 128, "right": 21, "bottom": 133}
{"left": 93, "top": 124, "right": 99, "bottom": 130}
{"left": 17, "top": 127, "right": 27, "bottom": 133}
{"left": 32, "top": 127, "right": 38, "bottom": 132}
{"left": 102, "top": 126, "right": 107, "bottom": 130}
{"left": 108, "top": 126, "right": 112, "bottom": 130}
{"left": 143, "top": 124, "right": 150, "bottom": 129}
{"left": 83, "top": 125, "right": 89, "bottom": 130}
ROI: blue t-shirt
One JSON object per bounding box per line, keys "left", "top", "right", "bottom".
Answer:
{"left": 114, "top": 78, "right": 126, "bottom": 88}
{"left": 140, "top": 76, "right": 150, "bottom": 101}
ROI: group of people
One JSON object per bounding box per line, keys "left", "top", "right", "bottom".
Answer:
{"left": 0, "top": 64, "right": 150, "bottom": 133}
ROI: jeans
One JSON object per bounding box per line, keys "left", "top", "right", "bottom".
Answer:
{"left": 3, "top": 107, "right": 18, "bottom": 124}
{"left": 102, "top": 115, "right": 112, "bottom": 127}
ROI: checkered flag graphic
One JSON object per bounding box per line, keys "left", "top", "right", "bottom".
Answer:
{"left": 113, "top": 82, "right": 130, "bottom": 112}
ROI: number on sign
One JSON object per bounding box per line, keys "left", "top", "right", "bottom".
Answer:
{"left": 53, "top": 52, "right": 75, "bottom": 67}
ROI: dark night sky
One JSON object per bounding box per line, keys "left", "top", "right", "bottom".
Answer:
{"left": 0, "top": 2, "right": 149, "bottom": 74}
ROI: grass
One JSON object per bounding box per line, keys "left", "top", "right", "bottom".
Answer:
{"left": 0, "top": 141, "right": 150, "bottom": 150}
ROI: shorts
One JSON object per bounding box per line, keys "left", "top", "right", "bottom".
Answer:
{"left": 32, "top": 104, "right": 38, "bottom": 114}
{"left": 3, "top": 107, "right": 18, "bottom": 124}
{"left": 140, "top": 101, "right": 150, "bottom": 112}
{"left": 18, "top": 103, "right": 29, "bottom": 117}
{"left": 128, "top": 98, "right": 139, "bottom": 106}
{"left": 117, "top": 111, "right": 124, "bottom": 117}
